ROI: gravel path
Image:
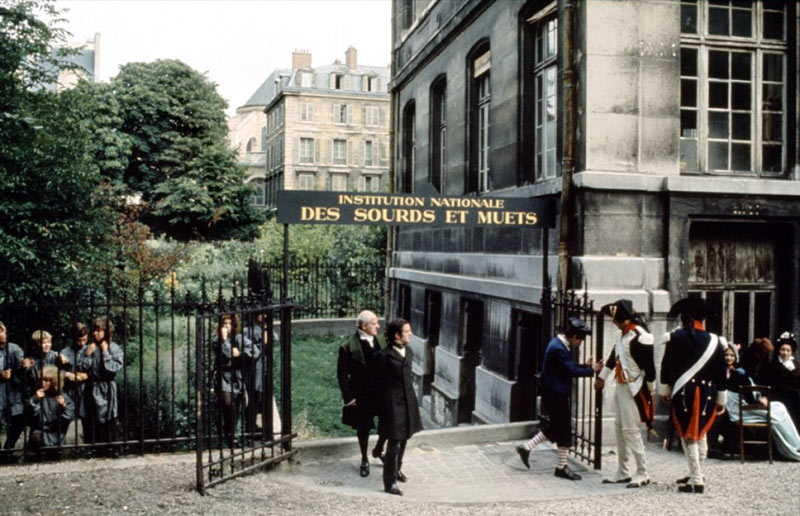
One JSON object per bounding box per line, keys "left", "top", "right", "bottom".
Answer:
{"left": 0, "top": 441, "right": 798, "bottom": 515}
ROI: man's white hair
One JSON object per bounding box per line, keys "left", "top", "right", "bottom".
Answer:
{"left": 356, "top": 310, "right": 376, "bottom": 329}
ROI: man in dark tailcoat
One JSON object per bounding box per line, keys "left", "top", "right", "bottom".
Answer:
{"left": 377, "top": 318, "right": 422, "bottom": 496}
{"left": 337, "top": 310, "right": 386, "bottom": 477}
{"left": 659, "top": 297, "right": 727, "bottom": 494}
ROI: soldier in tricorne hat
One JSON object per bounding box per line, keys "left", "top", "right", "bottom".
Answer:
{"left": 659, "top": 297, "right": 728, "bottom": 494}
{"left": 595, "top": 299, "right": 655, "bottom": 488}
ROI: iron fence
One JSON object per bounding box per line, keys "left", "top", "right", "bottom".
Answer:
{"left": 262, "top": 260, "right": 384, "bottom": 319}
{"left": 541, "top": 288, "right": 603, "bottom": 469}
{"left": 0, "top": 276, "right": 284, "bottom": 468}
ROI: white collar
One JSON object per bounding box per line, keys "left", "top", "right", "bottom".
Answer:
{"left": 357, "top": 329, "right": 375, "bottom": 346}
{"left": 557, "top": 334, "right": 569, "bottom": 350}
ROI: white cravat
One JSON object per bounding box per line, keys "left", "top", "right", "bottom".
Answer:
{"left": 357, "top": 329, "right": 375, "bottom": 348}
{"left": 780, "top": 356, "right": 796, "bottom": 372}
{"left": 394, "top": 345, "right": 406, "bottom": 358}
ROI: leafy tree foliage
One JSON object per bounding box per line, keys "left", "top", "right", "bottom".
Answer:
{"left": 108, "top": 59, "right": 263, "bottom": 240}
{"left": 0, "top": 0, "right": 115, "bottom": 301}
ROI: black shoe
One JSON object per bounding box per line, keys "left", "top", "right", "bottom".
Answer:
{"left": 516, "top": 445, "right": 531, "bottom": 469}
{"left": 385, "top": 483, "right": 403, "bottom": 496}
{"left": 676, "top": 476, "right": 690, "bottom": 484}
{"left": 554, "top": 465, "right": 581, "bottom": 481}
{"left": 678, "top": 484, "right": 704, "bottom": 494}
{"left": 396, "top": 471, "right": 407, "bottom": 483}
{"left": 372, "top": 447, "right": 383, "bottom": 460}
{"left": 360, "top": 461, "right": 369, "bottom": 477}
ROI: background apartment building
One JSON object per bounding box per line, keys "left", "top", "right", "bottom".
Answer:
{"left": 389, "top": 0, "right": 799, "bottom": 428}
{"left": 229, "top": 47, "right": 391, "bottom": 208}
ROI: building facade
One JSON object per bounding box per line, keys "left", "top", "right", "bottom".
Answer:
{"left": 229, "top": 48, "right": 391, "bottom": 208}
{"left": 390, "top": 0, "right": 800, "bottom": 427}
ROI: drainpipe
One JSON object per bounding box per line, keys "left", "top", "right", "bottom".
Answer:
{"left": 558, "top": 0, "right": 577, "bottom": 292}
{"left": 386, "top": 3, "right": 398, "bottom": 319}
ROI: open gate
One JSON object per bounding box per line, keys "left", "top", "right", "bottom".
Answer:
{"left": 542, "top": 288, "right": 604, "bottom": 469}
{"left": 194, "top": 295, "right": 296, "bottom": 493}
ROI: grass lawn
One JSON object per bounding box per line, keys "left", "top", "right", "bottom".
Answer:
{"left": 288, "top": 334, "right": 353, "bottom": 439}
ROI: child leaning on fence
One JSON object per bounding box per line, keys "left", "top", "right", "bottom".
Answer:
{"left": 0, "top": 321, "right": 26, "bottom": 451}
{"left": 22, "top": 330, "right": 60, "bottom": 398}
{"left": 79, "top": 317, "right": 123, "bottom": 448}
{"left": 26, "top": 365, "right": 74, "bottom": 456}
{"left": 59, "top": 323, "right": 91, "bottom": 442}
{"left": 212, "top": 314, "right": 253, "bottom": 447}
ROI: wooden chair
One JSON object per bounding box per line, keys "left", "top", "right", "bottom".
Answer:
{"left": 738, "top": 384, "right": 773, "bottom": 464}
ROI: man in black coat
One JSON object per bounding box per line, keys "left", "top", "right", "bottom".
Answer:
{"left": 337, "top": 310, "right": 386, "bottom": 477}
{"left": 377, "top": 318, "right": 422, "bottom": 496}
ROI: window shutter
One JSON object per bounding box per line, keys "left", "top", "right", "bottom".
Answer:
{"left": 347, "top": 139, "right": 353, "bottom": 165}
{"left": 292, "top": 138, "right": 299, "bottom": 162}
{"left": 344, "top": 74, "right": 351, "bottom": 90}
{"left": 329, "top": 73, "right": 336, "bottom": 89}
{"left": 330, "top": 104, "right": 335, "bottom": 123}
{"left": 363, "top": 105, "right": 368, "bottom": 126}
{"left": 309, "top": 104, "right": 314, "bottom": 121}
{"left": 376, "top": 78, "right": 382, "bottom": 92}
{"left": 314, "top": 139, "right": 321, "bottom": 163}
{"left": 347, "top": 105, "right": 352, "bottom": 124}
{"left": 378, "top": 107, "right": 386, "bottom": 126}
{"left": 329, "top": 139, "right": 333, "bottom": 164}
{"left": 380, "top": 141, "right": 388, "bottom": 166}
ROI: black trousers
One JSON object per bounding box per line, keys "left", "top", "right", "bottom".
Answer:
{"left": 383, "top": 438, "right": 407, "bottom": 489}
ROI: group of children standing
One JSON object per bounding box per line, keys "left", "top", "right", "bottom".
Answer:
{"left": 0, "top": 317, "right": 123, "bottom": 460}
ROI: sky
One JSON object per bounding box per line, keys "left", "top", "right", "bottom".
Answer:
{"left": 56, "top": 0, "right": 392, "bottom": 115}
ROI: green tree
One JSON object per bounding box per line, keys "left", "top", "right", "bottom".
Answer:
{"left": 109, "top": 59, "right": 263, "bottom": 240}
{"left": 0, "top": 0, "right": 115, "bottom": 301}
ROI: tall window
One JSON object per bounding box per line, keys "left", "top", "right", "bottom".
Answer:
{"left": 401, "top": 101, "right": 415, "bottom": 193}
{"left": 300, "top": 102, "right": 314, "bottom": 122}
{"left": 430, "top": 76, "right": 446, "bottom": 193}
{"left": 534, "top": 14, "right": 558, "bottom": 181}
{"left": 299, "top": 137, "right": 314, "bottom": 163}
{"left": 333, "top": 104, "right": 349, "bottom": 124}
{"left": 297, "top": 172, "right": 315, "bottom": 190}
{"left": 365, "top": 105, "right": 379, "bottom": 126}
{"left": 333, "top": 139, "right": 347, "bottom": 165}
{"left": 359, "top": 174, "right": 380, "bottom": 192}
{"left": 249, "top": 178, "right": 265, "bottom": 206}
{"left": 331, "top": 173, "right": 347, "bottom": 191}
{"left": 680, "top": 0, "right": 788, "bottom": 175}
{"left": 468, "top": 43, "right": 491, "bottom": 194}
{"left": 364, "top": 140, "right": 374, "bottom": 166}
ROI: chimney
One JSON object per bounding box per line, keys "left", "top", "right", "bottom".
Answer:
{"left": 292, "top": 49, "right": 311, "bottom": 69}
{"left": 345, "top": 46, "right": 357, "bottom": 70}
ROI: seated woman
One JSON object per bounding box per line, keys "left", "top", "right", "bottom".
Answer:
{"left": 769, "top": 332, "right": 800, "bottom": 429}
{"left": 723, "top": 342, "right": 800, "bottom": 461}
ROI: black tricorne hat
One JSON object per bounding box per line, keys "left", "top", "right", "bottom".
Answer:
{"left": 564, "top": 317, "right": 591, "bottom": 338}
{"left": 668, "top": 297, "right": 710, "bottom": 321}
{"left": 600, "top": 299, "right": 635, "bottom": 324}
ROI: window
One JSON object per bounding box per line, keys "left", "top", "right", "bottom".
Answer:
{"left": 249, "top": 178, "right": 265, "bottom": 206}
{"left": 333, "top": 104, "right": 349, "bottom": 124}
{"left": 365, "top": 105, "right": 379, "bottom": 126}
{"left": 299, "top": 137, "right": 314, "bottom": 164}
{"left": 363, "top": 75, "right": 380, "bottom": 92}
{"left": 333, "top": 139, "right": 347, "bottom": 165}
{"left": 401, "top": 101, "right": 415, "bottom": 193}
{"left": 297, "top": 172, "right": 315, "bottom": 190}
{"left": 430, "top": 76, "right": 446, "bottom": 193}
{"left": 400, "top": 0, "right": 414, "bottom": 31}
{"left": 246, "top": 137, "right": 256, "bottom": 154}
{"left": 531, "top": 10, "right": 558, "bottom": 181}
{"left": 331, "top": 173, "right": 347, "bottom": 191}
{"left": 332, "top": 73, "right": 345, "bottom": 89}
{"left": 300, "top": 72, "right": 312, "bottom": 88}
{"left": 680, "top": 1, "right": 788, "bottom": 175}
{"left": 364, "top": 140, "right": 375, "bottom": 166}
{"left": 359, "top": 174, "right": 380, "bottom": 192}
{"left": 468, "top": 43, "right": 491, "bottom": 194}
{"left": 300, "top": 103, "right": 314, "bottom": 122}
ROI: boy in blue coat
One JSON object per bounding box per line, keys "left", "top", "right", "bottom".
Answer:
{"left": 516, "top": 317, "right": 603, "bottom": 480}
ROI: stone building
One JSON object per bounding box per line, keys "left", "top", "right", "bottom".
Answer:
{"left": 389, "top": 0, "right": 800, "bottom": 427}
{"left": 229, "top": 48, "right": 391, "bottom": 208}
{"left": 41, "top": 33, "right": 100, "bottom": 92}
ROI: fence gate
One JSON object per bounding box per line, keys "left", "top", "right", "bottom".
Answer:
{"left": 542, "top": 288, "right": 603, "bottom": 469}
{"left": 195, "top": 300, "right": 296, "bottom": 494}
